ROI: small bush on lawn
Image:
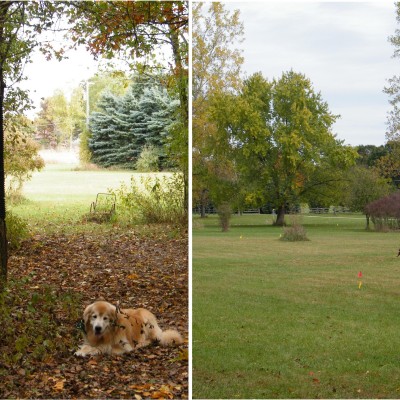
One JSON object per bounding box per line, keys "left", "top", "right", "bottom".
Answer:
{"left": 112, "top": 173, "right": 186, "bottom": 226}
{"left": 280, "top": 223, "right": 309, "bottom": 242}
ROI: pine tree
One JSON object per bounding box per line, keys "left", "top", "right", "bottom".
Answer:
{"left": 89, "top": 77, "right": 178, "bottom": 168}
{"left": 89, "top": 92, "right": 122, "bottom": 167}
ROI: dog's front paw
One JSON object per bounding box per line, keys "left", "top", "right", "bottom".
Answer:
{"left": 75, "top": 349, "right": 87, "bottom": 357}
{"left": 75, "top": 344, "right": 100, "bottom": 357}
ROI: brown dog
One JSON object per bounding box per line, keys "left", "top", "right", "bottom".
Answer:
{"left": 75, "top": 300, "right": 183, "bottom": 356}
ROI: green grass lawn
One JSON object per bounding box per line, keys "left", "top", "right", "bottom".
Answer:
{"left": 193, "top": 214, "right": 400, "bottom": 399}
{"left": 10, "top": 164, "right": 170, "bottom": 234}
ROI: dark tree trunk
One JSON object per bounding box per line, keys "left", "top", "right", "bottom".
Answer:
{"left": 0, "top": 65, "right": 7, "bottom": 290}
{"left": 200, "top": 188, "right": 208, "bottom": 218}
{"left": 0, "top": 3, "right": 10, "bottom": 290}
{"left": 275, "top": 205, "right": 286, "bottom": 226}
{"left": 168, "top": 24, "right": 188, "bottom": 213}
{"left": 200, "top": 203, "right": 206, "bottom": 218}
{"left": 365, "top": 213, "right": 370, "bottom": 230}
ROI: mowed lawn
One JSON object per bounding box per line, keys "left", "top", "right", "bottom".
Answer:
{"left": 193, "top": 214, "right": 400, "bottom": 399}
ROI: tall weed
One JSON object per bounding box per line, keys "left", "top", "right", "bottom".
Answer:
{"left": 112, "top": 173, "right": 187, "bottom": 226}
{"left": 280, "top": 215, "right": 310, "bottom": 242}
{"left": 6, "top": 211, "right": 30, "bottom": 249}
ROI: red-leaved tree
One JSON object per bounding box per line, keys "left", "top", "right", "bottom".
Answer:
{"left": 365, "top": 192, "right": 400, "bottom": 231}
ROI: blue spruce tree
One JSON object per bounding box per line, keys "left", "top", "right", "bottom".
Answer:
{"left": 89, "top": 76, "right": 178, "bottom": 168}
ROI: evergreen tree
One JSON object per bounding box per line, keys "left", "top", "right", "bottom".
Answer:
{"left": 89, "top": 92, "right": 122, "bottom": 167}
{"left": 89, "top": 77, "right": 178, "bottom": 168}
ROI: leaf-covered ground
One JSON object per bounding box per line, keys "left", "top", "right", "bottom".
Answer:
{"left": 0, "top": 228, "right": 188, "bottom": 399}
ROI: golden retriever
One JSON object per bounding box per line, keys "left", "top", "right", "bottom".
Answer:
{"left": 75, "top": 300, "right": 183, "bottom": 356}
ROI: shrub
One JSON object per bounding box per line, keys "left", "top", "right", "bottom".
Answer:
{"left": 79, "top": 127, "right": 92, "bottom": 165}
{"left": 112, "top": 173, "right": 186, "bottom": 226}
{"left": 135, "top": 145, "right": 160, "bottom": 172}
{"left": 280, "top": 223, "right": 309, "bottom": 242}
{"left": 6, "top": 212, "right": 30, "bottom": 249}
{"left": 217, "top": 202, "right": 232, "bottom": 232}
{"left": 5, "top": 115, "right": 44, "bottom": 199}
{"left": 365, "top": 192, "right": 400, "bottom": 231}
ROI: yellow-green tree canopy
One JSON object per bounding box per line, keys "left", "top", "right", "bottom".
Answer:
{"left": 192, "top": 2, "right": 244, "bottom": 215}
{"left": 209, "top": 71, "right": 358, "bottom": 225}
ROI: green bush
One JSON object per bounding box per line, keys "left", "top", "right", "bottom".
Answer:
{"left": 112, "top": 173, "right": 186, "bottom": 226}
{"left": 135, "top": 145, "right": 160, "bottom": 172}
{"left": 6, "top": 212, "right": 30, "bottom": 249}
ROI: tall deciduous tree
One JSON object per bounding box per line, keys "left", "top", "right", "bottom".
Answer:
{"left": 356, "top": 144, "right": 388, "bottom": 167}
{"left": 192, "top": 2, "right": 244, "bottom": 216}
{"left": 34, "top": 87, "right": 85, "bottom": 149}
{"left": 0, "top": 1, "right": 63, "bottom": 288}
{"left": 385, "top": 2, "right": 400, "bottom": 140}
{"left": 383, "top": 1, "right": 400, "bottom": 180}
{"left": 210, "top": 71, "right": 357, "bottom": 225}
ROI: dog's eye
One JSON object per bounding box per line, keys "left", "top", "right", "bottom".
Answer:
{"left": 92, "top": 315, "right": 97, "bottom": 319}
{"left": 104, "top": 317, "right": 108, "bottom": 321}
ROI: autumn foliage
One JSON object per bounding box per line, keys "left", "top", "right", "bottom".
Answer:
{"left": 365, "top": 191, "right": 400, "bottom": 230}
{"left": 0, "top": 230, "right": 188, "bottom": 398}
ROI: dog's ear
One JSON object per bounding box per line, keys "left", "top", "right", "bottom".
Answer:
{"left": 83, "top": 304, "right": 93, "bottom": 324}
{"left": 110, "top": 307, "right": 118, "bottom": 325}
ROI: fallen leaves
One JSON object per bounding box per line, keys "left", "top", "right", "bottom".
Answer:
{"left": 129, "top": 383, "right": 177, "bottom": 399}
{"left": 53, "top": 379, "right": 66, "bottom": 392}
{"left": 1, "top": 228, "right": 188, "bottom": 399}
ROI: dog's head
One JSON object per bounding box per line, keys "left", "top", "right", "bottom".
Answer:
{"left": 83, "top": 301, "right": 117, "bottom": 338}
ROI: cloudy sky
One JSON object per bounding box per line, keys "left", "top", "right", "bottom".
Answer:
{"left": 225, "top": 1, "right": 399, "bottom": 146}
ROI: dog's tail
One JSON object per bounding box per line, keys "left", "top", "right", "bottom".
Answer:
{"left": 143, "top": 310, "right": 183, "bottom": 346}
{"left": 158, "top": 329, "right": 183, "bottom": 346}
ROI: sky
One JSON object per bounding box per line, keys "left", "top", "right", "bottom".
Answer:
{"left": 17, "top": 2, "right": 399, "bottom": 146}
{"left": 225, "top": 1, "right": 399, "bottom": 146}
{"left": 19, "top": 31, "right": 170, "bottom": 120}
{"left": 21, "top": 47, "right": 99, "bottom": 114}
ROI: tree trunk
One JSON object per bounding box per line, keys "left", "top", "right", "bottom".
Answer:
{"left": 200, "top": 204, "right": 206, "bottom": 218}
{"left": 365, "top": 213, "right": 370, "bottom": 230}
{"left": 168, "top": 24, "right": 188, "bottom": 213}
{"left": 0, "top": 65, "right": 7, "bottom": 290}
{"left": 200, "top": 188, "right": 208, "bottom": 218}
{"left": 275, "top": 205, "right": 286, "bottom": 226}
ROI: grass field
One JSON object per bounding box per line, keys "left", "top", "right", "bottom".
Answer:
{"left": 192, "top": 213, "right": 400, "bottom": 399}
{"left": 10, "top": 164, "right": 170, "bottom": 234}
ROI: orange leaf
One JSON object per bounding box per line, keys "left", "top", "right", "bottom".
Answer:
{"left": 53, "top": 379, "right": 66, "bottom": 391}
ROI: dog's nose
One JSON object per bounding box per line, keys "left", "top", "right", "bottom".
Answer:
{"left": 95, "top": 326, "right": 102, "bottom": 333}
